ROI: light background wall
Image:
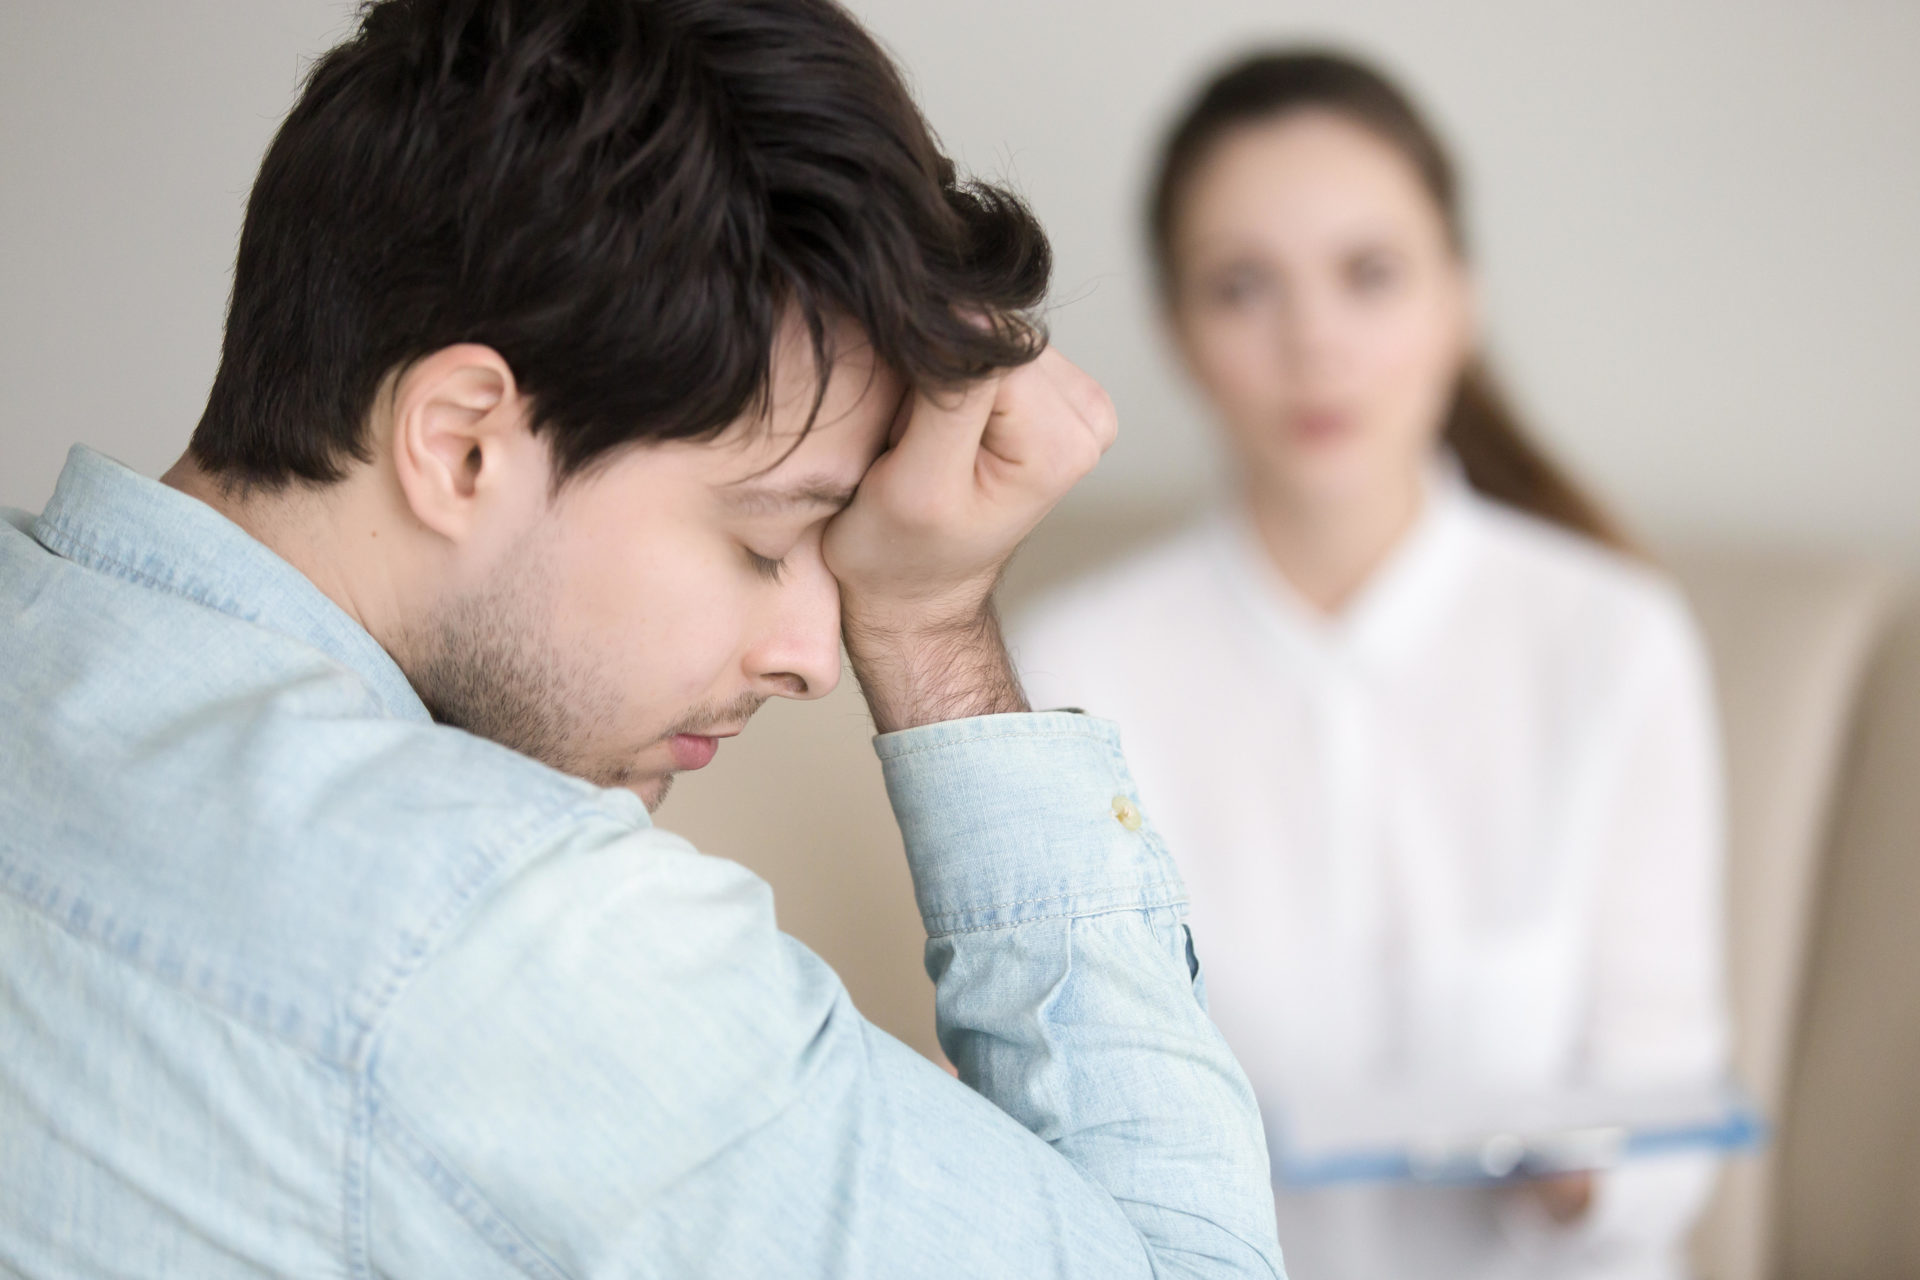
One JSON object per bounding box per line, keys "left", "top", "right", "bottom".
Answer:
{"left": 3, "top": 0, "right": 1916, "bottom": 568}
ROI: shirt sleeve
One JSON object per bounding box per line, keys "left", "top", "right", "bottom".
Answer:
{"left": 1503, "top": 590, "right": 1731, "bottom": 1269}
{"left": 362, "top": 711, "right": 1284, "bottom": 1280}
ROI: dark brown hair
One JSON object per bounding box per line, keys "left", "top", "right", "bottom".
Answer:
{"left": 1148, "top": 49, "right": 1631, "bottom": 551}
{"left": 190, "top": 0, "right": 1050, "bottom": 488}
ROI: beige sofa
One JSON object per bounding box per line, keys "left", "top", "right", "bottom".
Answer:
{"left": 659, "top": 502, "right": 1919, "bottom": 1280}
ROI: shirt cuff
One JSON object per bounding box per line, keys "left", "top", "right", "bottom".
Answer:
{"left": 874, "top": 711, "right": 1185, "bottom": 936}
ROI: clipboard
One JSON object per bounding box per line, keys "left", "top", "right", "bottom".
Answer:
{"left": 1269, "top": 1080, "right": 1766, "bottom": 1187}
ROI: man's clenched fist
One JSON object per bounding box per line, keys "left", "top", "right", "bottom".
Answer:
{"left": 825, "top": 347, "right": 1118, "bottom": 733}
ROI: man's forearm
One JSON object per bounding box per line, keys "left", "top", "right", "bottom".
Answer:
{"left": 843, "top": 603, "right": 1028, "bottom": 735}
{"left": 822, "top": 345, "right": 1117, "bottom": 736}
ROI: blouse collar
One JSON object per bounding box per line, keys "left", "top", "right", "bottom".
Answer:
{"left": 1210, "top": 459, "right": 1477, "bottom": 673}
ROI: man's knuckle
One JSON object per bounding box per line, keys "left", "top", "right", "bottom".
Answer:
{"left": 1081, "top": 382, "right": 1116, "bottom": 431}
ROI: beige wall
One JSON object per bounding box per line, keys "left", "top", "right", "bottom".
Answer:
{"left": 4, "top": 1, "right": 1916, "bottom": 570}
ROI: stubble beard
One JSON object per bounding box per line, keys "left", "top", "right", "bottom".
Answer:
{"left": 405, "top": 535, "right": 640, "bottom": 795}
{"left": 401, "top": 539, "right": 768, "bottom": 813}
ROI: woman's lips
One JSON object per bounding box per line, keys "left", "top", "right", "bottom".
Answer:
{"left": 668, "top": 733, "right": 720, "bottom": 771}
{"left": 1289, "top": 408, "right": 1353, "bottom": 444}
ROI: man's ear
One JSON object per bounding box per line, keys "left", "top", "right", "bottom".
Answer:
{"left": 387, "top": 344, "right": 543, "bottom": 542}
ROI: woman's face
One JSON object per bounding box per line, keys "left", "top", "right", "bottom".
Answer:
{"left": 1168, "top": 110, "right": 1473, "bottom": 511}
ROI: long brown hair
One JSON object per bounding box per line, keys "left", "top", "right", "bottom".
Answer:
{"left": 1148, "top": 49, "right": 1631, "bottom": 552}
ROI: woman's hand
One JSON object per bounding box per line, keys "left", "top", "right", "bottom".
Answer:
{"left": 1520, "top": 1171, "right": 1595, "bottom": 1225}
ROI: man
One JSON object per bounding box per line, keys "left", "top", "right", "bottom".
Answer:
{"left": 0, "top": 1, "right": 1283, "bottom": 1275}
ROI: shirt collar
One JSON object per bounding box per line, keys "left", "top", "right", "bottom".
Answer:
{"left": 30, "top": 445, "right": 429, "bottom": 721}
{"left": 1211, "top": 459, "right": 1476, "bottom": 672}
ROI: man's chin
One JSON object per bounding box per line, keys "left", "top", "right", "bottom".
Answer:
{"left": 629, "top": 771, "right": 673, "bottom": 812}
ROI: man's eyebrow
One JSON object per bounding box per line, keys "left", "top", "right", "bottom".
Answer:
{"left": 721, "top": 478, "right": 860, "bottom": 515}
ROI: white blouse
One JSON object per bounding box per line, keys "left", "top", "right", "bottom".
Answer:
{"left": 1012, "top": 473, "right": 1730, "bottom": 1280}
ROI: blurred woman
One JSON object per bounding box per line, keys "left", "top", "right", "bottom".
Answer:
{"left": 1013, "top": 51, "right": 1729, "bottom": 1280}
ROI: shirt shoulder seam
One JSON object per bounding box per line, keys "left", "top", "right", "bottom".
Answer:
{"left": 0, "top": 786, "right": 605, "bottom": 1069}
{"left": 365, "top": 1081, "right": 577, "bottom": 1280}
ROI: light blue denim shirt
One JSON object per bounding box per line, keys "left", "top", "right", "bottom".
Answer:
{"left": 0, "top": 446, "right": 1282, "bottom": 1279}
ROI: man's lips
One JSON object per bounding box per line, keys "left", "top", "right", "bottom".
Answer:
{"left": 667, "top": 726, "right": 743, "bottom": 772}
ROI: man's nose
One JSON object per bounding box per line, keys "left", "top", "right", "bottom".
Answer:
{"left": 749, "top": 560, "right": 843, "bottom": 702}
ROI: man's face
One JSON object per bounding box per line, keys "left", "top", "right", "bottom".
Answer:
{"left": 410, "top": 321, "right": 901, "bottom": 808}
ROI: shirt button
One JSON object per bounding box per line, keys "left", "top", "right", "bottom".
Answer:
{"left": 1111, "top": 795, "right": 1143, "bottom": 831}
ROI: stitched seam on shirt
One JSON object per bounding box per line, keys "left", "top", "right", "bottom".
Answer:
{"left": 921, "top": 882, "right": 1175, "bottom": 921}
{"left": 924, "top": 885, "right": 1187, "bottom": 937}
{"left": 340, "top": 819, "right": 551, "bottom": 1066}
{"left": 0, "top": 877, "right": 377, "bottom": 1278}
{"left": 875, "top": 725, "right": 1117, "bottom": 760}
{"left": 336, "top": 806, "right": 664, "bottom": 1270}
{"left": 0, "top": 867, "right": 487, "bottom": 1280}
{"left": 337, "top": 799, "right": 659, "bottom": 1070}
{"left": 35, "top": 514, "right": 413, "bottom": 710}
{"left": 0, "top": 858, "right": 339, "bottom": 1061}
{"left": 343, "top": 1068, "right": 376, "bottom": 1280}
{"left": 923, "top": 880, "right": 1185, "bottom": 915}
{"left": 371, "top": 1085, "right": 575, "bottom": 1280}
{"left": 26, "top": 518, "right": 633, "bottom": 1059}
{"left": 34, "top": 516, "right": 261, "bottom": 621}
{"left": 2, "top": 798, "right": 630, "bottom": 1277}
{"left": 31, "top": 519, "right": 633, "bottom": 1069}
{"left": 0, "top": 789, "right": 594, "bottom": 1070}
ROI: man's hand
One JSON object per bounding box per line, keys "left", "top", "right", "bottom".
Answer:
{"left": 824, "top": 346, "right": 1118, "bottom": 734}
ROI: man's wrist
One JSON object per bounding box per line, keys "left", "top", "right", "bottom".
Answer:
{"left": 843, "top": 602, "right": 1029, "bottom": 734}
